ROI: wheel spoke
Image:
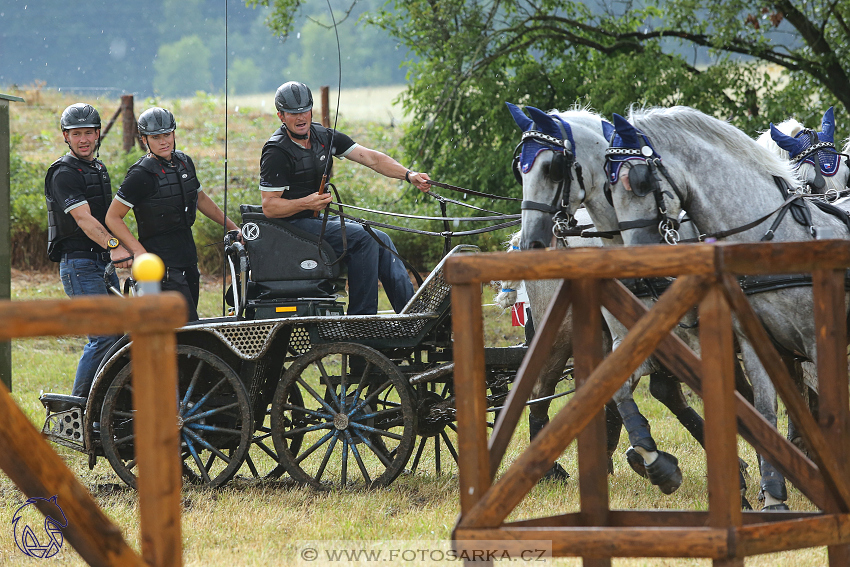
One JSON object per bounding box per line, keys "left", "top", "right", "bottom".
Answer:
{"left": 114, "top": 434, "right": 134, "bottom": 447}
{"left": 282, "top": 422, "right": 334, "bottom": 438}
{"left": 277, "top": 403, "right": 333, "bottom": 420}
{"left": 126, "top": 459, "right": 137, "bottom": 472}
{"left": 440, "top": 431, "right": 460, "bottom": 464}
{"left": 184, "top": 435, "right": 212, "bottom": 484}
{"left": 295, "top": 430, "right": 336, "bottom": 465}
{"left": 341, "top": 436, "right": 349, "bottom": 487}
{"left": 409, "top": 436, "right": 427, "bottom": 473}
{"left": 316, "top": 359, "right": 342, "bottom": 409}
{"left": 183, "top": 377, "right": 228, "bottom": 417}
{"left": 356, "top": 407, "right": 402, "bottom": 421}
{"left": 348, "top": 421, "right": 403, "bottom": 441}
{"left": 435, "top": 435, "right": 441, "bottom": 473}
{"left": 183, "top": 426, "right": 232, "bottom": 464}
{"left": 185, "top": 423, "right": 244, "bottom": 436}
{"left": 340, "top": 354, "right": 348, "bottom": 410}
{"left": 348, "top": 379, "right": 392, "bottom": 417}
{"left": 183, "top": 402, "right": 241, "bottom": 423}
{"left": 180, "top": 359, "right": 204, "bottom": 413}
{"left": 254, "top": 438, "right": 278, "bottom": 460}
{"left": 295, "top": 376, "right": 337, "bottom": 415}
{"left": 344, "top": 430, "right": 371, "bottom": 485}
{"left": 314, "top": 433, "right": 339, "bottom": 484}
{"left": 351, "top": 428, "right": 393, "bottom": 468}
{"left": 245, "top": 454, "right": 259, "bottom": 478}
{"left": 113, "top": 410, "right": 135, "bottom": 418}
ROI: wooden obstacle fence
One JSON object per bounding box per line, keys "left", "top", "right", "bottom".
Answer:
{"left": 446, "top": 240, "right": 850, "bottom": 566}
{"left": 0, "top": 294, "right": 186, "bottom": 566}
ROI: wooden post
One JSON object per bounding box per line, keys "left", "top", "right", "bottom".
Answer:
{"left": 699, "top": 283, "right": 743, "bottom": 567}
{"left": 321, "top": 86, "right": 330, "bottom": 128}
{"left": 0, "top": 93, "right": 22, "bottom": 391}
{"left": 572, "top": 278, "right": 610, "bottom": 567}
{"left": 122, "top": 94, "right": 143, "bottom": 153}
{"left": 813, "top": 268, "right": 850, "bottom": 566}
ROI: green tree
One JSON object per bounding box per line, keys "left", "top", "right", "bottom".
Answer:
{"left": 229, "top": 58, "right": 263, "bottom": 94}
{"left": 154, "top": 35, "right": 214, "bottom": 97}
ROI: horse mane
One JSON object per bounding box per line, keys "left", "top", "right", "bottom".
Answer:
{"left": 755, "top": 118, "right": 805, "bottom": 161}
{"left": 549, "top": 105, "right": 605, "bottom": 136}
{"left": 627, "top": 106, "right": 797, "bottom": 185}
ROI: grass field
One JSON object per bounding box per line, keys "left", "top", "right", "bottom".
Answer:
{"left": 0, "top": 86, "right": 835, "bottom": 565}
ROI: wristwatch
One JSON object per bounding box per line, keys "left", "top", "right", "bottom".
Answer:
{"left": 106, "top": 237, "right": 120, "bottom": 250}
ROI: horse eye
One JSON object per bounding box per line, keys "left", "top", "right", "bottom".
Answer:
{"left": 542, "top": 162, "right": 550, "bottom": 177}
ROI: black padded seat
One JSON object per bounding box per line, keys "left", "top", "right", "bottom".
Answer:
{"left": 239, "top": 204, "right": 345, "bottom": 300}
{"left": 40, "top": 393, "right": 87, "bottom": 412}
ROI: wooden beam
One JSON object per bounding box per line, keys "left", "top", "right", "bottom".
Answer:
{"left": 454, "top": 526, "right": 728, "bottom": 558}
{"left": 0, "top": 294, "right": 187, "bottom": 339}
{"left": 699, "top": 284, "right": 743, "bottom": 531}
{"left": 600, "top": 278, "right": 832, "bottom": 510}
{"left": 445, "top": 245, "right": 718, "bottom": 285}
{"left": 572, "top": 278, "right": 610, "bottom": 567}
{"left": 451, "top": 283, "right": 491, "bottom": 521}
{"left": 735, "top": 513, "right": 850, "bottom": 557}
{"left": 459, "top": 275, "right": 713, "bottom": 529}
{"left": 721, "top": 274, "right": 850, "bottom": 511}
{"left": 488, "top": 280, "right": 571, "bottom": 477}
{"left": 131, "top": 331, "right": 183, "bottom": 567}
{"left": 717, "top": 239, "right": 850, "bottom": 275}
{"left": 506, "top": 509, "right": 823, "bottom": 528}
{"left": 0, "top": 381, "right": 144, "bottom": 566}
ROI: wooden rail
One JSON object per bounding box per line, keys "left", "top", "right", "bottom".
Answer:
{"left": 0, "top": 294, "right": 187, "bottom": 566}
{"left": 446, "top": 240, "right": 850, "bottom": 566}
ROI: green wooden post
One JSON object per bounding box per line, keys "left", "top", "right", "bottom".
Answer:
{"left": 0, "top": 93, "right": 24, "bottom": 391}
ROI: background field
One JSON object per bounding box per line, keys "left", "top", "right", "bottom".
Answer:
{"left": 0, "top": 87, "right": 832, "bottom": 566}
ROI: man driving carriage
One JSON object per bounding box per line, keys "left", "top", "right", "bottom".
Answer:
{"left": 259, "top": 81, "right": 430, "bottom": 315}
{"left": 44, "top": 103, "right": 133, "bottom": 398}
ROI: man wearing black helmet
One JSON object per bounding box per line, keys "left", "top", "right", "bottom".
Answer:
{"left": 44, "top": 103, "right": 132, "bottom": 398}
{"left": 106, "top": 107, "right": 240, "bottom": 321}
{"left": 260, "top": 81, "right": 430, "bottom": 315}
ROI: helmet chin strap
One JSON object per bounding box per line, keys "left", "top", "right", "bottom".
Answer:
{"left": 284, "top": 124, "right": 309, "bottom": 140}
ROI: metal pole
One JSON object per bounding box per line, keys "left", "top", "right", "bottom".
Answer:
{"left": 0, "top": 93, "right": 24, "bottom": 391}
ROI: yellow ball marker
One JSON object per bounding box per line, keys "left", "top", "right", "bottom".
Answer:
{"left": 132, "top": 253, "right": 165, "bottom": 296}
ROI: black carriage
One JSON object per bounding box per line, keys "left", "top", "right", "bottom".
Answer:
{"left": 39, "top": 205, "right": 535, "bottom": 490}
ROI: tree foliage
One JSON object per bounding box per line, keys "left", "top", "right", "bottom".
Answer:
{"left": 256, "top": 0, "right": 850, "bottom": 200}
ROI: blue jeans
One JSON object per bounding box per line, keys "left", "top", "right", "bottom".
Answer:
{"left": 59, "top": 257, "right": 121, "bottom": 397}
{"left": 287, "top": 216, "right": 414, "bottom": 315}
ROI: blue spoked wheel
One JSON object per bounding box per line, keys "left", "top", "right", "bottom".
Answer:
{"left": 270, "top": 343, "right": 417, "bottom": 489}
{"left": 100, "top": 345, "right": 253, "bottom": 489}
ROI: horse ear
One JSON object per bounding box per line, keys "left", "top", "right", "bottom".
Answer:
{"left": 601, "top": 120, "right": 615, "bottom": 142}
{"left": 525, "top": 106, "right": 561, "bottom": 139}
{"left": 770, "top": 122, "right": 806, "bottom": 156}
{"left": 612, "top": 113, "right": 640, "bottom": 146}
{"left": 506, "top": 102, "right": 534, "bottom": 132}
{"left": 821, "top": 106, "right": 835, "bottom": 141}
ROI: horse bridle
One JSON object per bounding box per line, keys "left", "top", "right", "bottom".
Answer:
{"left": 788, "top": 129, "right": 850, "bottom": 201}
{"left": 513, "top": 128, "right": 587, "bottom": 238}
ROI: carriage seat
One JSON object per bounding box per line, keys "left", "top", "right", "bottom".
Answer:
{"left": 239, "top": 204, "right": 345, "bottom": 300}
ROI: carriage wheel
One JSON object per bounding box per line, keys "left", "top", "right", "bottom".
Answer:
{"left": 100, "top": 345, "right": 253, "bottom": 489}
{"left": 409, "top": 379, "right": 460, "bottom": 475}
{"left": 270, "top": 343, "right": 416, "bottom": 489}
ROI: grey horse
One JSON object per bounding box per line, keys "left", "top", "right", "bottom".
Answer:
{"left": 605, "top": 106, "right": 850, "bottom": 510}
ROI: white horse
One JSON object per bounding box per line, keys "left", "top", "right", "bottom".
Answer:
{"left": 506, "top": 102, "right": 741, "bottom": 495}
{"left": 605, "top": 106, "right": 850, "bottom": 510}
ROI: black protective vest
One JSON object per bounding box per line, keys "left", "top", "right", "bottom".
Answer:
{"left": 263, "top": 124, "right": 334, "bottom": 219}
{"left": 44, "top": 155, "right": 112, "bottom": 261}
{"left": 131, "top": 151, "right": 199, "bottom": 242}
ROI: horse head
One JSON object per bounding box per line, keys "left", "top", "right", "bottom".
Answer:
{"left": 604, "top": 113, "right": 685, "bottom": 245}
{"left": 767, "top": 107, "right": 849, "bottom": 199}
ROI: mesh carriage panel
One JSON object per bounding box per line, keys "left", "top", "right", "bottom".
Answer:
{"left": 211, "top": 322, "right": 280, "bottom": 360}
{"left": 288, "top": 326, "right": 312, "bottom": 355}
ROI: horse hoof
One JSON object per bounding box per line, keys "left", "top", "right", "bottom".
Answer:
{"left": 646, "top": 451, "right": 682, "bottom": 495}
{"left": 539, "top": 462, "right": 570, "bottom": 483}
{"left": 741, "top": 496, "right": 753, "bottom": 510}
{"left": 762, "top": 503, "right": 790, "bottom": 511}
{"left": 625, "top": 447, "right": 648, "bottom": 478}
{"left": 607, "top": 456, "right": 614, "bottom": 475}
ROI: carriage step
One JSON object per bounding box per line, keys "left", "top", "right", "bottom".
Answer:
{"left": 39, "top": 393, "right": 87, "bottom": 413}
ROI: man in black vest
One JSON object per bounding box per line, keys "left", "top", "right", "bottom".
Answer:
{"left": 260, "top": 81, "right": 430, "bottom": 315}
{"left": 44, "top": 103, "right": 133, "bottom": 398}
{"left": 106, "top": 107, "right": 240, "bottom": 322}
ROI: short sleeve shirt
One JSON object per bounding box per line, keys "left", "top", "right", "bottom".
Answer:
{"left": 48, "top": 157, "right": 110, "bottom": 253}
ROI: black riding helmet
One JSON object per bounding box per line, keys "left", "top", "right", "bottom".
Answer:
{"left": 60, "top": 103, "right": 101, "bottom": 131}
{"left": 275, "top": 81, "right": 313, "bottom": 114}
{"left": 138, "top": 107, "right": 176, "bottom": 136}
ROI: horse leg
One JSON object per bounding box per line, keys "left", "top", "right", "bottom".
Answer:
{"left": 649, "top": 369, "right": 704, "bottom": 446}
{"left": 604, "top": 401, "right": 622, "bottom": 474}
{"left": 740, "top": 340, "right": 789, "bottom": 511}
{"left": 614, "top": 378, "right": 682, "bottom": 494}
{"left": 528, "top": 361, "right": 570, "bottom": 482}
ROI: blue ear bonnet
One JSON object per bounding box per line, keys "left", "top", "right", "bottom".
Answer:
{"left": 604, "top": 113, "right": 660, "bottom": 184}
{"left": 506, "top": 103, "right": 575, "bottom": 174}
{"left": 770, "top": 107, "right": 840, "bottom": 176}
